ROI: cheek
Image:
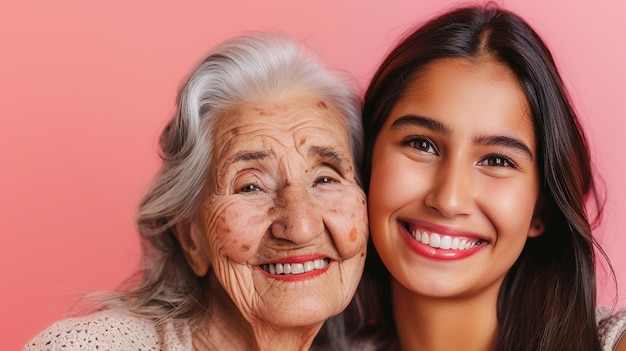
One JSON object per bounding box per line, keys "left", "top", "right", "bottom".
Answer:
{"left": 480, "top": 179, "right": 539, "bottom": 239}
{"left": 323, "top": 187, "right": 368, "bottom": 257}
{"left": 205, "top": 198, "right": 269, "bottom": 264}
{"left": 368, "top": 153, "right": 428, "bottom": 235}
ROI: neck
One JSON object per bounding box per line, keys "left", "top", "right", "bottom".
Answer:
{"left": 194, "top": 274, "right": 322, "bottom": 350}
{"left": 391, "top": 278, "right": 500, "bottom": 351}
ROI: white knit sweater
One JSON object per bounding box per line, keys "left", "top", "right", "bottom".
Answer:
{"left": 598, "top": 306, "right": 626, "bottom": 350}
{"left": 24, "top": 310, "right": 191, "bottom": 351}
{"left": 25, "top": 306, "right": 626, "bottom": 350}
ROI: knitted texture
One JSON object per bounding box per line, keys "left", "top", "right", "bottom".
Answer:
{"left": 24, "top": 310, "right": 190, "bottom": 351}
{"left": 25, "top": 306, "right": 626, "bottom": 350}
{"left": 598, "top": 306, "right": 626, "bottom": 351}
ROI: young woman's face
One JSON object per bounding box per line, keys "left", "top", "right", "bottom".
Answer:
{"left": 369, "top": 58, "right": 544, "bottom": 299}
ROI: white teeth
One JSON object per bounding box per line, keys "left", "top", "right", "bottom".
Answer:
{"left": 440, "top": 236, "right": 452, "bottom": 249}
{"left": 262, "top": 258, "right": 330, "bottom": 276}
{"left": 451, "top": 237, "right": 460, "bottom": 249}
{"left": 430, "top": 234, "right": 441, "bottom": 248}
{"left": 411, "top": 229, "right": 483, "bottom": 251}
{"left": 291, "top": 263, "right": 304, "bottom": 274}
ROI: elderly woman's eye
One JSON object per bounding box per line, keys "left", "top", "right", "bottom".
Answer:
{"left": 315, "top": 176, "right": 338, "bottom": 185}
{"left": 240, "top": 184, "right": 261, "bottom": 193}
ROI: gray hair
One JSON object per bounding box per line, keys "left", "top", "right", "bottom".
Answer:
{"left": 109, "top": 33, "right": 362, "bottom": 330}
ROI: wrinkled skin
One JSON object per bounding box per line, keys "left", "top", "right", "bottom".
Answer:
{"left": 182, "top": 95, "right": 368, "bottom": 350}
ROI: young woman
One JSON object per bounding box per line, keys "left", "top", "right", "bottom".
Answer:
{"left": 341, "top": 4, "right": 626, "bottom": 351}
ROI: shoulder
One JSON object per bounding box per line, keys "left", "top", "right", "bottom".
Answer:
{"left": 597, "top": 305, "right": 626, "bottom": 351}
{"left": 24, "top": 309, "right": 189, "bottom": 351}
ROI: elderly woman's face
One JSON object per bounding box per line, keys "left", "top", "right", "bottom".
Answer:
{"left": 189, "top": 95, "right": 367, "bottom": 328}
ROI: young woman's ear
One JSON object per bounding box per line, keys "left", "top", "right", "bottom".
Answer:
{"left": 528, "top": 216, "right": 545, "bottom": 238}
{"left": 528, "top": 199, "right": 546, "bottom": 238}
{"left": 176, "top": 221, "right": 210, "bottom": 276}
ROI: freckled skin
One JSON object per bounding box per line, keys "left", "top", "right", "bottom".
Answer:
{"left": 349, "top": 227, "right": 357, "bottom": 242}
{"left": 187, "top": 95, "right": 368, "bottom": 347}
{"left": 253, "top": 106, "right": 271, "bottom": 116}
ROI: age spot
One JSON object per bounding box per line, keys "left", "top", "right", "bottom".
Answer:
{"left": 349, "top": 227, "right": 357, "bottom": 242}
{"left": 253, "top": 106, "right": 271, "bottom": 116}
{"left": 317, "top": 100, "right": 328, "bottom": 109}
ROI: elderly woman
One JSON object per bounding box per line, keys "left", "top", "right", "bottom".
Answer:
{"left": 25, "top": 33, "right": 368, "bottom": 350}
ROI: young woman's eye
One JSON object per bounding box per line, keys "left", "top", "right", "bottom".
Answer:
{"left": 479, "top": 155, "right": 517, "bottom": 168}
{"left": 402, "top": 136, "right": 438, "bottom": 154}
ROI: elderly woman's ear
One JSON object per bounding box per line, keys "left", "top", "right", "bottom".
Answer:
{"left": 176, "top": 222, "right": 210, "bottom": 276}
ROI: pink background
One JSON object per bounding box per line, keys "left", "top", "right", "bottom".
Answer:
{"left": 2, "top": 0, "right": 625, "bottom": 348}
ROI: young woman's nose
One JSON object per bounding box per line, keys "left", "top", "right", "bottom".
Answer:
{"left": 270, "top": 181, "right": 324, "bottom": 243}
{"left": 424, "top": 160, "right": 474, "bottom": 218}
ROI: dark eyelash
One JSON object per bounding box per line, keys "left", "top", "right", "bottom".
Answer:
{"left": 400, "top": 135, "right": 421, "bottom": 146}
{"left": 483, "top": 154, "right": 519, "bottom": 169}
{"left": 400, "top": 136, "right": 438, "bottom": 153}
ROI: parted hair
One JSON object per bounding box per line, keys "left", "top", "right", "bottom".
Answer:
{"left": 344, "top": 4, "right": 614, "bottom": 351}
{"left": 101, "top": 32, "right": 363, "bottom": 336}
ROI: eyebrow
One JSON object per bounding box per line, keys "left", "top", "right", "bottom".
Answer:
{"left": 223, "top": 150, "right": 272, "bottom": 168}
{"left": 221, "top": 146, "right": 345, "bottom": 171}
{"left": 474, "top": 135, "right": 534, "bottom": 161}
{"left": 390, "top": 115, "right": 450, "bottom": 135}
{"left": 309, "top": 145, "right": 344, "bottom": 170}
{"left": 390, "top": 114, "right": 534, "bottom": 160}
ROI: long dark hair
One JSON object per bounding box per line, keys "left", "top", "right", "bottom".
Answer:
{"left": 350, "top": 4, "right": 614, "bottom": 350}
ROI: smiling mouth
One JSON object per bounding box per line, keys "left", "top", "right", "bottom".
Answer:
{"left": 261, "top": 258, "right": 330, "bottom": 276}
{"left": 406, "top": 225, "right": 487, "bottom": 250}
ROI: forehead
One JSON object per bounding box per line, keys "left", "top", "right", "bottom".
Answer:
{"left": 212, "top": 96, "right": 352, "bottom": 158}
{"left": 392, "top": 58, "right": 534, "bottom": 135}
{"left": 405, "top": 58, "right": 526, "bottom": 104}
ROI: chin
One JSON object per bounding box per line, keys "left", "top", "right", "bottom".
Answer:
{"left": 260, "top": 300, "right": 339, "bottom": 328}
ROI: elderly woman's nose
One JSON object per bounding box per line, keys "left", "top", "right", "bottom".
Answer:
{"left": 270, "top": 181, "right": 324, "bottom": 243}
